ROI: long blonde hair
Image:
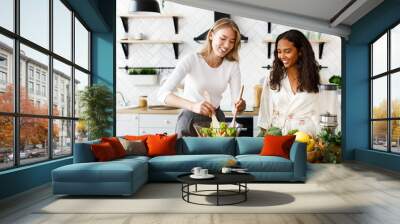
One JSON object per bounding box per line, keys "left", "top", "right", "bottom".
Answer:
{"left": 199, "top": 18, "right": 241, "bottom": 61}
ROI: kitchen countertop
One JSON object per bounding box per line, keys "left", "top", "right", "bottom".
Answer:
{"left": 117, "top": 106, "right": 259, "bottom": 116}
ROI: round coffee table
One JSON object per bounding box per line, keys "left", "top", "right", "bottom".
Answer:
{"left": 177, "top": 172, "right": 255, "bottom": 206}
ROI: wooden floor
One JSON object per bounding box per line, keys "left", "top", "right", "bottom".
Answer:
{"left": 1, "top": 162, "right": 400, "bottom": 224}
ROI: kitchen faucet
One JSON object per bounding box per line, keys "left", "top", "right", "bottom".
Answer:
{"left": 116, "top": 91, "right": 128, "bottom": 106}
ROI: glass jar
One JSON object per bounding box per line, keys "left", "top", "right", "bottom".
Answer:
{"left": 138, "top": 95, "right": 148, "bottom": 108}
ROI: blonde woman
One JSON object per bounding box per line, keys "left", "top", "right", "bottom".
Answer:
{"left": 157, "top": 18, "right": 246, "bottom": 137}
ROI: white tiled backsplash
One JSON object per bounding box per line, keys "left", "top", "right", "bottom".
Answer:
{"left": 116, "top": 0, "right": 341, "bottom": 109}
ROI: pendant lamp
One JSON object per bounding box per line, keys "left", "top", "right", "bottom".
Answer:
{"left": 129, "top": 0, "right": 160, "bottom": 13}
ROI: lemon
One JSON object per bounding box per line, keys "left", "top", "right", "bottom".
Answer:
{"left": 307, "top": 138, "right": 315, "bottom": 152}
{"left": 294, "top": 131, "right": 310, "bottom": 143}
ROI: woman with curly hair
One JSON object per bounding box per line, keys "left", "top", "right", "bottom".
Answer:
{"left": 258, "top": 29, "right": 321, "bottom": 136}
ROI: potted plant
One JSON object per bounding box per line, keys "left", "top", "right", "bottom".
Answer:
{"left": 127, "top": 67, "right": 158, "bottom": 85}
{"left": 328, "top": 75, "right": 341, "bottom": 89}
{"left": 308, "top": 128, "right": 341, "bottom": 163}
{"left": 79, "top": 84, "right": 113, "bottom": 140}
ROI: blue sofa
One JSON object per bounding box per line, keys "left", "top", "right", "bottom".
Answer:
{"left": 52, "top": 137, "right": 306, "bottom": 196}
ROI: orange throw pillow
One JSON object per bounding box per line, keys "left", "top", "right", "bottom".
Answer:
{"left": 91, "top": 142, "right": 117, "bottom": 161}
{"left": 260, "top": 135, "right": 296, "bottom": 159}
{"left": 124, "top": 135, "right": 151, "bottom": 142}
{"left": 146, "top": 134, "right": 177, "bottom": 157}
{"left": 101, "top": 137, "right": 126, "bottom": 158}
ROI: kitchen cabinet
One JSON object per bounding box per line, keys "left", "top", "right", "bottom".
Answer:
{"left": 253, "top": 116, "right": 259, "bottom": 137}
{"left": 117, "top": 108, "right": 259, "bottom": 136}
{"left": 138, "top": 114, "right": 178, "bottom": 135}
{"left": 116, "top": 114, "right": 139, "bottom": 136}
{"left": 116, "top": 113, "right": 178, "bottom": 136}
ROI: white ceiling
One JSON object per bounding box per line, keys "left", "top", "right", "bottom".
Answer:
{"left": 167, "top": 0, "right": 384, "bottom": 38}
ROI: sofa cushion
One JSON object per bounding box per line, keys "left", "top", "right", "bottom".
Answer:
{"left": 148, "top": 154, "right": 235, "bottom": 172}
{"left": 52, "top": 159, "right": 147, "bottom": 183}
{"left": 236, "top": 155, "right": 293, "bottom": 172}
{"left": 74, "top": 140, "right": 100, "bottom": 163}
{"left": 91, "top": 142, "right": 118, "bottom": 161}
{"left": 115, "top": 155, "right": 150, "bottom": 164}
{"left": 101, "top": 137, "right": 127, "bottom": 158}
{"left": 235, "top": 137, "right": 263, "bottom": 155}
{"left": 178, "top": 137, "right": 236, "bottom": 155}
{"left": 260, "top": 135, "right": 296, "bottom": 159}
{"left": 147, "top": 134, "right": 177, "bottom": 157}
{"left": 119, "top": 138, "right": 147, "bottom": 156}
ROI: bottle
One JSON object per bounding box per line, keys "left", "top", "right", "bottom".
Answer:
{"left": 253, "top": 84, "right": 262, "bottom": 108}
{"left": 138, "top": 96, "right": 148, "bottom": 108}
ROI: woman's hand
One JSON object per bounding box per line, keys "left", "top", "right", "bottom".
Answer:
{"left": 191, "top": 100, "right": 215, "bottom": 116}
{"left": 234, "top": 98, "right": 246, "bottom": 113}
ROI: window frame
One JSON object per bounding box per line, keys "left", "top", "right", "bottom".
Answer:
{"left": 0, "top": 0, "right": 92, "bottom": 171}
{"left": 370, "top": 20, "right": 400, "bottom": 154}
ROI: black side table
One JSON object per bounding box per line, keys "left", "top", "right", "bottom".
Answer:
{"left": 177, "top": 173, "right": 255, "bottom": 206}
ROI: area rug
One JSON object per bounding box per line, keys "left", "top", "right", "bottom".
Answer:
{"left": 38, "top": 183, "right": 361, "bottom": 214}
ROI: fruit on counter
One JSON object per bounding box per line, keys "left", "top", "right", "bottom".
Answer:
{"left": 293, "top": 131, "right": 316, "bottom": 152}
{"left": 266, "top": 126, "right": 282, "bottom": 136}
{"left": 307, "top": 138, "right": 315, "bottom": 152}
{"left": 294, "top": 131, "right": 310, "bottom": 143}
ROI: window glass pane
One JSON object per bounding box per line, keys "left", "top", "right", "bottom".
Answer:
{"left": 372, "top": 33, "right": 387, "bottom": 76}
{"left": 53, "top": 0, "right": 72, "bottom": 60}
{"left": 0, "top": 0, "right": 14, "bottom": 31}
{"left": 53, "top": 59, "right": 72, "bottom": 117}
{"left": 372, "top": 77, "right": 387, "bottom": 119}
{"left": 20, "top": 117, "right": 49, "bottom": 165}
{"left": 372, "top": 121, "right": 388, "bottom": 151}
{"left": 75, "top": 18, "right": 89, "bottom": 70}
{"left": 0, "top": 116, "right": 13, "bottom": 170}
{"left": 391, "top": 24, "right": 400, "bottom": 70}
{"left": 0, "top": 35, "right": 14, "bottom": 113}
{"left": 75, "top": 120, "right": 88, "bottom": 143}
{"left": 391, "top": 72, "right": 400, "bottom": 118}
{"left": 20, "top": 0, "right": 49, "bottom": 49}
{"left": 53, "top": 119, "right": 72, "bottom": 158}
{"left": 74, "top": 69, "right": 89, "bottom": 118}
{"left": 20, "top": 44, "right": 49, "bottom": 115}
{"left": 391, "top": 120, "right": 400, "bottom": 153}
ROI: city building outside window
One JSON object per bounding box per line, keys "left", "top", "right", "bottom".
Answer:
{"left": 0, "top": 0, "right": 91, "bottom": 170}
{"left": 28, "top": 81, "right": 34, "bottom": 94}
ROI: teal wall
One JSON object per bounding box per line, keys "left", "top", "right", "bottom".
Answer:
{"left": 0, "top": 158, "right": 72, "bottom": 199}
{"left": 0, "top": 0, "right": 116, "bottom": 200}
{"left": 92, "top": 31, "right": 116, "bottom": 135}
{"left": 344, "top": 0, "right": 400, "bottom": 171}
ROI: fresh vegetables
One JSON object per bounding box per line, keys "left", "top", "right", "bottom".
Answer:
{"left": 266, "top": 126, "right": 282, "bottom": 136}
{"left": 197, "top": 122, "right": 237, "bottom": 137}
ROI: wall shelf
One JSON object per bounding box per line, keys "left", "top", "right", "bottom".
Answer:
{"left": 119, "top": 39, "right": 183, "bottom": 59}
{"left": 263, "top": 38, "right": 328, "bottom": 59}
{"left": 118, "top": 13, "right": 182, "bottom": 34}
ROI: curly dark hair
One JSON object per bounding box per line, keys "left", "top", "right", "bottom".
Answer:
{"left": 270, "top": 29, "right": 320, "bottom": 93}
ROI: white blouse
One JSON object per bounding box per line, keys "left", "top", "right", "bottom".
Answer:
{"left": 157, "top": 53, "right": 241, "bottom": 110}
{"left": 257, "top": 74, "right": 320, "bottom": 136}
